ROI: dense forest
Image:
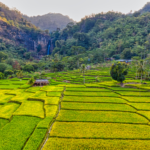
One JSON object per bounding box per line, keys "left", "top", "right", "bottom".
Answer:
{"left": 1, "top": 2, "right": 150, "bottom": 76}
{"left": 48, "top": 2, "right": 150, "bottom": 69}
{"left": 23, "top": 13, "right": 75, "bottom": 32}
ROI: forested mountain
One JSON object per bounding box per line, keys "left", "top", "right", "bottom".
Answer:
{"left": 23, "top": 13, "right": 75, "bottom": 32}
{"left": 1, "top": 2, "right": 150, "bottom": 72}
{"left": 49, "top": 3, "right": 150, "bottom": 69}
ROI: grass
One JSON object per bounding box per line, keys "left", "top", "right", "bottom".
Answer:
{"left": 44, "top": 97, "right": 60, "bottom": 105}
{"left": 138, "top": 111, "right": 150, "bottom": 120}
{"left": 43, "top": 138, "right": 150, "bottom": 150}
{"left": 37, "top": 117, "right": 54, "bottom": 129}
{"left": 0, "top": 116, "right": 41, "bottom": 150}
{"left": 56, "top": 110, "right": 148, "bottom": 123}
{"left": 63, "top": 96, "right": 126, "bottom": 103}
{"left": 25, "top": 87, "right": 41, "bottom": 93}
{"left": 45, "top": 105, "right": 58, "bottom": 117}
{"left": 0, "top": 118, "right": 9, "bottom": 129}
{"left": 61, "top": 102, "right": 136, "bottom": 111}
{"left": 66, "top": 87, "right": 111, "bottom": 92}
{"left": 129, "top": 103, "right": 150, "bottom": 110}
{"left": 23, "top": 128, "right": 47, "bottom": 150}
{"left": 109, "top": 87, "right": 147, "bottom": 91}
{"left": 122, "top": 96, "right": 150, "bottom": 102}
{"left": 64, "top": 91, "right": 119, "bottom": 97}
{"left": 0, "top": 94, "right": 14, "bottom": 104}
{"left": 13, "top": 101, "right": 44, "bottom": 118}
{"left": 66, "top": 85, "right": 85, "bottom": 88}
{"left": 0, "top": 103, "right": 20, "bottom": 119}
{"left": 41, "top": 86, "right": 64, "bottom": 92}
{"left": 10, "top": 92, "right": 34, "bottom": 103}
{"left": 50, "top": 122, "right": 150, "bottom": 138}
{"left": 0, "top": 85, "right": 21, "bottom": 89}
{"left": 116, "top": 91, "right": 150, "bottom": 96}
{"left": 47, "top": 92, "right": 62, "bottom": 97}
{"left": 29, "top": 91, "right": 46, "bottom": 98}
{"left": 5, "top": 89, "right": 25, "bottom": 95}
{"left": 85, "top": 84, "right": 106, "bottom": 88}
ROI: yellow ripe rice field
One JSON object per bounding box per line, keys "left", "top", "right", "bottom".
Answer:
{"left": 1, "top": 79, "right": 150, "bottom": 150}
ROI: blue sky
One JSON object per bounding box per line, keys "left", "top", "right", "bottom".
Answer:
{"left": 0, "top": 0, "right": 149, "bottom": 21}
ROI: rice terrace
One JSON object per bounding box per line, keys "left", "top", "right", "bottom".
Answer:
{"left": 2, "top": 0, "right": 150, "bottom": 149}
{"left": 1, "top": 66, "right": 150, "bottom": 150}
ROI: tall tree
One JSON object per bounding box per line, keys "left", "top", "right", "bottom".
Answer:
{"left": 110, "top": 62, "right": 129, "bottom": 87}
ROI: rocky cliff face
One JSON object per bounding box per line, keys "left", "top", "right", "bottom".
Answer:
{"left": 0, "top": 20, "right": 51, "bottom": 55}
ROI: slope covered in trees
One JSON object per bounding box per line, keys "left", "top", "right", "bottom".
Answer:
{"left": 49, "top": 4, "right": 150, "bottom": 69}
{"left": 23, "top": 13, "right": 75, "bottom": 32}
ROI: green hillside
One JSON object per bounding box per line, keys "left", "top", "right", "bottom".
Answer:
{"left": 49, "top": 2, "right": 150, "bottom": 69}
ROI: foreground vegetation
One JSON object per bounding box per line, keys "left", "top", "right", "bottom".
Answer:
{"left": 0, "top": 66, "right": 150, "bottom": 149}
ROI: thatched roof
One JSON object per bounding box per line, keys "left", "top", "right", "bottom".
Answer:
{"left": 34, "top": 79, "right": 49, "bottom": 84}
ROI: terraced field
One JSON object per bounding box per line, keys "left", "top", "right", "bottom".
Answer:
{"left": 1, "top": 78, "right": 150, "bottom": 149}
{"left": 43, "top": 84, "right": 150, "bottom": 150}
{"left": 0, "top": 79, "right": 63, "bottom": 150}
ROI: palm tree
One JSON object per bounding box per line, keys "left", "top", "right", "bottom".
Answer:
{"left": 138, "top": 60, "right": 145, "bottom": 83}
{"left": 81, "top": 64, "right": 86, "bottom": 76}
{"left": 28, "top": 77, "right": 35, "bottom": 86}
{"left": 81, "top": 64, "right": 86, "bottom": 84}
{"left": 16, "top": 70, "right": 23, "bottom": 78}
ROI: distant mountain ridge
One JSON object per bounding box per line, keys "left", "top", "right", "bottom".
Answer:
{"left": 23, "top": 13, "right": 75, "bottom": 32}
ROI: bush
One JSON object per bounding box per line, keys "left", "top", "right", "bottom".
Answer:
{"left": 23, "top": 65, "right": 34, "bottom": 72}
{"left": 0, "top": 72, "right": 4, "bottom": 79}
{"left": 0, "top": 63, "right": 7, "bottom": 73}
{"left": 4, "top": 70, "right": 14, "bottom": 77}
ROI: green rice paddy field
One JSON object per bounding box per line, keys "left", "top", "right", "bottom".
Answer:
{"left": 1, "top": 70, "right": 150, "bottom": 149}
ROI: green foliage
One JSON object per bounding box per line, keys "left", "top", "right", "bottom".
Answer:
{"left": 13, "top": 101, "right": 44, "bottom": 118}
{"left": 63, "top": 96, "right": 126, "bottom": 103}
{"left": 57, "top": 110, "right": 147, "bottom": 123}
{"left": 110, "top": 62, "right": 129, "bottom": 83}
{"left": 43, "top": 138, "right": 150, "bottom": 150}
{"left": 23, "top": 128, "right": 47, "bottom": 150}
{"left": 80, "top": 64, "right": 86, "bottom": 76}
{"left": 0, "top": 119, "right": 9, "bottom": 129}
{"left": 50, "top": 122, "right": 150, "bottom": 138}
{"left": 0, "top": 116, "right": 41, "bottom": 150}
{"left": 4, "top": 70, "right": 14, "bottom": 77}
{"left": 0, "top": 72, "right": 4, "bottom": 79}
{"left": 64, "top": 91, "right": 119, "bottom": 97}
{"left": 61, "top": 102, "right": 135, "bottom": 111}
{"left": 0, "top": 63, "right": 7, "bottom": 73}
{"left": 0, "top": 52, "right": 7, "bottom": 62}
{"left": 28, "top": 77, "right": 35, "bottom": 85}
{"left": 0, "top": 103, "right": 20, "bottom": 119}
{"left": 23, "top": 65, "right": 34, "bottom": 72}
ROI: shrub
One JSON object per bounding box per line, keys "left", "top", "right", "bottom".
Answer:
{"left": 0, "top": 63, "right": 7, "bottom": 73}
{"left": 0, "top": 72, "right": 4, "bottom": 79}
{"left": 23, "top": 65, "right": 34, "bottom": 72}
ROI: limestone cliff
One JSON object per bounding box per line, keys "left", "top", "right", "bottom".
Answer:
{"left": 0, "top": 20, "right": 51, "bottom": 55}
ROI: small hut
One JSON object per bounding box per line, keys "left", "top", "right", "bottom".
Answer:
{"left": 34, "top": 79, "right": 49, "bottom": 86}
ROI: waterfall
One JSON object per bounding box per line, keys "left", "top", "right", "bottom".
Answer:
{"left": 47, "top": 43, "right": 50, "bottom": 55}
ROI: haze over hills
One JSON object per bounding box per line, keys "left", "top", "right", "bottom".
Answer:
{"left": 23, "top": 13, "right": 75, "bottom": 32}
